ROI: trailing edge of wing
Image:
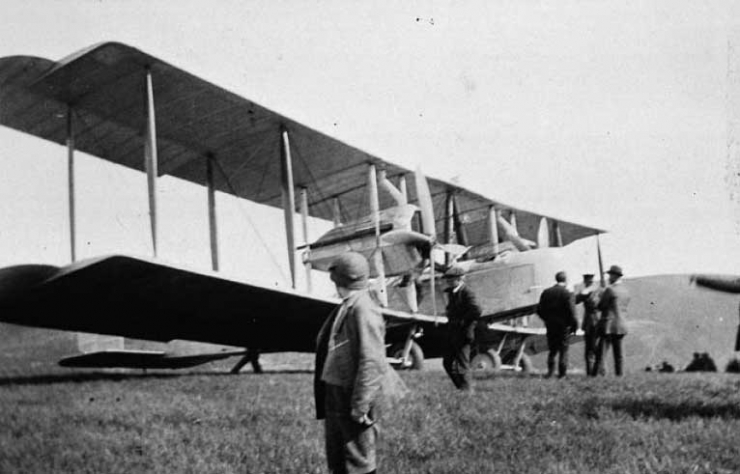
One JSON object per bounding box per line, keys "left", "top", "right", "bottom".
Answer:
{"left": 58, "top": 349, "right": 247, "bottom": 369}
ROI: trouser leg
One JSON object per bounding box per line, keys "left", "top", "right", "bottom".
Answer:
{"left": 546, "top": 331, "right": 559, "bottom": 377}
{"left": 456, "top": 344, "right": 472, "bottom": 390}
{"left": 584, "top": 333, "right": 596, "bottom": 376}
{"left": 443, "top": 352, "right": 460, "bottom": 388}
{"left": 592, "top": 335, "right": 606, "bottom": 376}
{"left": 612, "top": 335, "right": 624, "bottom": 376}
{"left": 324, "top": 384, "right": 378, "bottom": 474}
{"left": 559, "top": 334, "right": 570, "bottom": 377}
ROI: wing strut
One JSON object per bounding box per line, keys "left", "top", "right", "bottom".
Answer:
{"left": 144, "top": 68, "right": 159, "bottom": 257}
{"left": 488, "top": 205, "right": 500, "bottom": 254}
{"left": 280, "top": 126, "right": 297, "bottom": 289}
{"left": 596, "top": 233, "right": 606, "bottom": 288}
{"left": 300, "top": 186, "right": 313, "bottom": 292}
{"left": 66, "top": 106, "right": 76, "bottom": 263}
{"left": 444, "top": 192, "right": 454, "bottom": 266}
{"left": 206, "top": 154, "right": 219, "bottom": 271}
{"left": 553, "top": 221, "right": 564, "bottom": 247}
{"left": 332, "top": 197, "right": 342, "bottom": 227}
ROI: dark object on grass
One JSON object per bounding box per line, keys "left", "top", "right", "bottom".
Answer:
{"left": 657, "top": 361, "right": 675, "bottom": 373}
{"left": 685, "top": 352, "right": 717, "bottom": 372}
{"left": 725, "top": 358, "right": 740, "bottom": 373}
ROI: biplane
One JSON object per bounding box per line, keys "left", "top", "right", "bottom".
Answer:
{"left": 0, "top": 42, "right": 605, "bottom": 373}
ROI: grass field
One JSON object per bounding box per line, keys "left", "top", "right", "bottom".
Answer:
{"left": 1, "top": 358, "right": 739, "bottom": 474}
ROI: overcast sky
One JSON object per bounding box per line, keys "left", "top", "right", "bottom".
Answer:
{"left": 1, "top": 0, "right": 739, "bottom": 290}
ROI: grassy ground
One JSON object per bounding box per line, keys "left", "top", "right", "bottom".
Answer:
{"left": 0, "top": 362, "right": 739, "bottom": 474}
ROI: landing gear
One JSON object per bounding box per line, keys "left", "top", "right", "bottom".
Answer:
{"left": 471, "top": 349, "right": 502, "bottom": 373}
{"left": 503, "top": 352, "right": 534, "bottom": 374}
{"left": 388, "top": 341, "right": 424, "bottom": 370}
{"left": 230, "top": 348, "right": 262, "bottom": 374}
{"left": 471, "top": 333, "right": 537, "bottom": 374}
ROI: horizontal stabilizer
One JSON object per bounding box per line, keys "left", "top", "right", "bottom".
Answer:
{"left": 58, "top": 349, "right": 247, "bottom": 369}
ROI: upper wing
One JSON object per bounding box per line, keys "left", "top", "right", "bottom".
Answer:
{"left": 0, "top": 42, "right": 603, "bottom": 247}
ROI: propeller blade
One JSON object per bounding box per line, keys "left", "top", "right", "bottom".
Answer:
{"left": 415, "top": 167, "right": 435, "bottom": 238}
{"left": 497, "top": 215, "right": 532, "bottom": 251}
{"left": 414, "top": 167, "right": 439, "bottom": 317}
{"left": 430, "top": 249, "right": 437, "bottom": 319}
{"left": 381, "top": 229, "right": 433, "bottom": 247}
{"left": 537, "top": 217, "right": 549, "bottom": 248}
{"left": 437, "top": 243, "right": 470, "bottom": 259}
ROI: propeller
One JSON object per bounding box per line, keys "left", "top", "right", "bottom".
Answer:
{"left": 414, "top": 167, "right": 438, "bottom": 317}
{"left": 537, "top": 217, "right": 550, "bottom": 248}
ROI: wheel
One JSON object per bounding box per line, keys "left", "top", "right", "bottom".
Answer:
{"left": 388, "top": 341, "right": 424, "bottom": 370}
{"left": 471, "top": 350, "right": 502, "bottom": 373}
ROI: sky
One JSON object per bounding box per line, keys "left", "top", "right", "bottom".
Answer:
{"left": 1, "top": 0, "right": 740, "bottom": 293}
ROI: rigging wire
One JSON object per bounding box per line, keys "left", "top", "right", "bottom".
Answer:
{"left": 211, "top": 146, "right": 291, "bottom": 286}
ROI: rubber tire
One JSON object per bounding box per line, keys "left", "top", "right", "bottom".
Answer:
{"left": 471, "top": 350, "right": 502, "bottom": 373}
{"left": 389, "top": 341, "right": 424, "bottom": 370}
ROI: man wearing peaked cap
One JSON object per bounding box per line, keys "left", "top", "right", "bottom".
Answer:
{"left": 576, "top": 273, "right": 601, "bottom": 376}
{"left": 442, "top": 265, "right": 482, "bottom": 391}
{"left": 592, "top": 264, "right": 631, "bottom": 376}
{"left": 315, "top": 251, "right": 388, "bottom": 474}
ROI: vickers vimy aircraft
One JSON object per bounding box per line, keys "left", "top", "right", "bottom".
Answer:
{"left": 0, "top": 42, "right": 605, "bottom": 373}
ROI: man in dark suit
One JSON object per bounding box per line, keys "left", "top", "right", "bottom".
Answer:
{"left": 537, "top": 271, "right": 578, "bottom": 378}
{"left": 592, "top": 264, "right": 630, "bottom": 376}
{"left": 443, "top": 265, "right": 482, "bottom": 391}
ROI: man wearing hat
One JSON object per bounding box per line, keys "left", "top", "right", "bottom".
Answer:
{"left": 442, "top": 265, "right": 482, "bottom": 391}
{"left": 592, "top": 264, "right": 631, "bottom": 376}
{"left": 537, "top": 271, "right": 578, "bottom": 378}
{"left": 314, "top": 252, "right": 387, "bottom": 474}
{"left": 575, "top": 273, "right": 601, "bottom": 376}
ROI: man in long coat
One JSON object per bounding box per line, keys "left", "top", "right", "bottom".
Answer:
{"left": 537, "top": 271, "right": 578, "bottom": 378}
{"left": 592, "top": 265, "right": 630, "bottom": 376}
{"left": 314, "top": 252, "right": 387, "bottom": 474}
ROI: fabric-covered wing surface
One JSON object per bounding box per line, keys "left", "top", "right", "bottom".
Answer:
{"left": 0, "top": 42, "right": 604, "bottom": 248}
{"left": 0, "top": 255, "right": 338, "bottom": 352}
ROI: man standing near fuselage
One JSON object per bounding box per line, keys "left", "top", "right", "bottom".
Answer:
{"left": 592, "top": 265, "right": 630, "bottom": 377}
{"left": 442, "top": 266, "right": 481, "bottom": 391}
{"left": 576, "top": 274, "right": 600, "bottom": 376}
{"left": 537, "top": 271, "right": 578, "bottom": 378}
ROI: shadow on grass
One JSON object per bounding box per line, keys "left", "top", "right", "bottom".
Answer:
{"left": 0, "top": 369, "right": 313, "bottom": 386}
{"left": 610, "top": 398, "right": 740, "bottom": 420}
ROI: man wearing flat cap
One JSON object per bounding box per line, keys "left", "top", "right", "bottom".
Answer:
{"left": 575, "top": 273, "right": 601, "bottom": 376}
{"left": 314, "top": 251, "right": 387, "bottom": 474}
{"left": 592, "top": 265, "right": 631, "bottom": 376}
{"left": 442, "top": 265, "right": 481, "bottom": 391}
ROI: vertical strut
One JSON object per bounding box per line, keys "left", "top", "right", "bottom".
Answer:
{"left": 299, "top": 187, "right": 312, "bottom": 292}
{"left": 206, "top": 154, "right": 219, "bottom": 271}
{"left": 144, "top": 69, "right": 159, "bottom": 257}
{"left": 280, "top": 126, "right": 297, "bottom": 288}
{"left": 66, "top": 106, "right": 76, "bottom": 262}
{"left": 488, "top": 205, "right": 499, "bottom": 255}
